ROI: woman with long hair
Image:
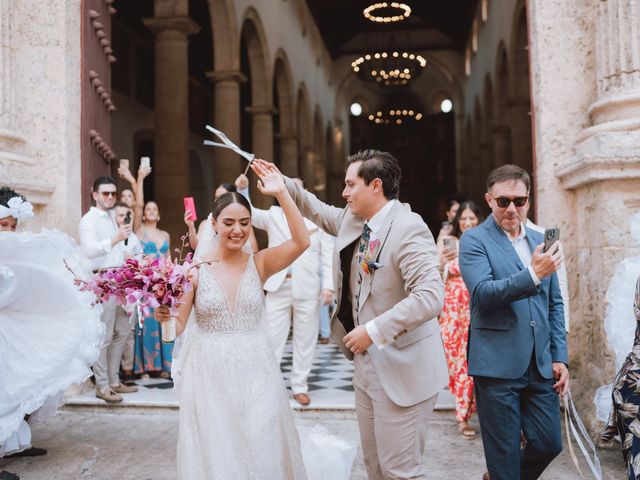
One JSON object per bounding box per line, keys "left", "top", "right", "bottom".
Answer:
{"left": 438, "top": 200, "right": 483, "bottom": 439}
{"left": 156, "top": 160, "right": 311, "bottom": 479}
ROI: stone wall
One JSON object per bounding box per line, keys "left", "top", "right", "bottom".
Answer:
{"left": 0, "top": 0, "right": 82, "bottom": 236}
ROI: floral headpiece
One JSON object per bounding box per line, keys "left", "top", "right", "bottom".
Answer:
{"left": 0, "top": 196, "right": 34, "bottom": 223}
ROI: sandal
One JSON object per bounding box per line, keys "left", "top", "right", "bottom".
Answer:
{"left": 458, "top": 421, "right": 477, "bottom": 440}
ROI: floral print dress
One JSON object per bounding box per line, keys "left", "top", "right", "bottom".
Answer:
{"left": 438, "top": 256, "right": 476, "bottom": 423}
{"left": 602, "top": 275, "right": 640, "bottom": 479}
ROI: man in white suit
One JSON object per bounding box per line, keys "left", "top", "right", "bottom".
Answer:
{"left": 254, "top": 150, "right": 447, "bottom": 479}
{"left": 245, "top": 177, "right": 334, "bottom": 406}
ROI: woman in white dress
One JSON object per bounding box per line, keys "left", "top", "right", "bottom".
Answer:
{"left": 0, "top": 186, "right": 104, "bottom": 480}
{"left": 156, "top": 161, "right": 310, "bottom": 480}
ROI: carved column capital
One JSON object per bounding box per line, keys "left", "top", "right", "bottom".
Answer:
{"left": 143, "top": 16, "right": 200, "bottom": 37}
{"left": 206, "top": 70, "right": 247, "bottom": 84}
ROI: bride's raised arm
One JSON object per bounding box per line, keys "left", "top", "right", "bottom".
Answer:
{"left": 155, "top": 270, "right": 198, "bottom": 336}
{"left": 250, "top": 159, "right": 310, "bottom": 283}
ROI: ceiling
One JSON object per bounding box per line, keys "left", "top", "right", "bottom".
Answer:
{"left": 306, "top": 0, "right": 478, "bottom": 58}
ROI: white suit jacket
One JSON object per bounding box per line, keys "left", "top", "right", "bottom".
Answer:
{"left": 252, "top": 205, "right": 334, "bottom": 298}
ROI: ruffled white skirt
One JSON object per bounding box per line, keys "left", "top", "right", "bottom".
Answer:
{"left": 0, "top": 230, "right": 104, "bottom": 445}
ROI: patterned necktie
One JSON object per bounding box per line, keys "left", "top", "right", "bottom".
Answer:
{"left": 355, "top": 224, "right": 371, "bottom": 311}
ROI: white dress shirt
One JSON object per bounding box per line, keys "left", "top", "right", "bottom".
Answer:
{"left": 356, "top": 199, "right": 396, "bottom": 349}
{"left": 79, "top": 207, "right": 117, "bottom": 270}
{"left": 503, "top": 225, "right": 541, "bottom": 286}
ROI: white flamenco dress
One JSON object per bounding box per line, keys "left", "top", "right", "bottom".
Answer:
{"left": 0, "top": 230, "right": 104, "bottom": 455}
{"left": 171, "top": 218, "right": 355, "bottom": 480}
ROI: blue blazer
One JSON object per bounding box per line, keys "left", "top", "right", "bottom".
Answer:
{"left": 458, "top": 215, "right": 567, "bottom": 380}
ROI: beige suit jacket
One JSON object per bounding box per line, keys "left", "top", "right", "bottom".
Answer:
{"left": 285, "top": 179, "right": 448, "bottom": 407}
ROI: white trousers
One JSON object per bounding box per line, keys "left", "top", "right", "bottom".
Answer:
{"left": 353, "top": 352, "right": 437, "bottom": 480}
{"left": 266, "top": 279, "right": 320, "bottom": 394}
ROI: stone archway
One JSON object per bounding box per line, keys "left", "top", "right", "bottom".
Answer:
{"left": 313, "top": 106, "right": 326, "bottom": 199}
{"left": 483, "top": 74, "right": 496, "bottom": 176}
{"left": 273, "top": 50, "right": 297, "bottom": 175}
{"left": 240, "top": 8, "right": 273, "bottom": 208}
{"left": 509, "top": 3, "right": 533, "bottom": 175}
{"left": 296, "top": 83, "right": 313, "bottom": 188}
{"left": 494, "top": 41, "right": 512, "bottom": 167}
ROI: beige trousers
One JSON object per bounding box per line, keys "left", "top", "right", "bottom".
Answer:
{"left": 353, "top": 352, "right": 437, "bottom": 480}
{"left": 93, "top": 300, "right": 130, "bottom": 389}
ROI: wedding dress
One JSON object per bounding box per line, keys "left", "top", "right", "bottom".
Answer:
{"left": 0, "top": 230, "right": 104, "bottom": 451}
{"left": 176, "top": 255, "right": 307, "bottom": 480}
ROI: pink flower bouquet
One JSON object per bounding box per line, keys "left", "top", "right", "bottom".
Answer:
{"left": 70, "top": 253, "right": 194, "bottom": 334}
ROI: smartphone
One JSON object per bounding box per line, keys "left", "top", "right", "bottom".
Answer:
{"left": 184, "top": 197, "right": 197, "bottom": 221}
{"left": 442, "top": 237, "right": 453, "bottom": 251}
{"left": 119, "top": 158, "right": 129, "bottom": 170}
{"left": 123, "top": 211, "right": 131, "bottom": 246}
{"left": 543, "top": 228, "right": 560, "bottom": 253}
{"left": 140, "top": 156, "right": 150, "bottom": 168}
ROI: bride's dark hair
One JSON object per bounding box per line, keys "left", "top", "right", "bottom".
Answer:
{"left": 211, "top": 192, "right": 251, "bottom": 219}
{"left": 0, "top": 186, "right": 25, "bottom": 207}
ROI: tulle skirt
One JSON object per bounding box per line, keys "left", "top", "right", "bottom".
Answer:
{"left": 0, "top": 230, "right": 104, "bottom": 444}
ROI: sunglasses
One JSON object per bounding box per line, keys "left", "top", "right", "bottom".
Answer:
{"left": 99, "top": 191, "right": 117, "bottom": 197}
{"left": 494, "top": 196, "right": 528, "bottom": 208}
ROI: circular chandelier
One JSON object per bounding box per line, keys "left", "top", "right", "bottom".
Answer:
{"left": 368, "top": 108, "right": 424, "bottom": 126}
{"left": 363, "top": 2, "right": 411, "bottom": 23}
{"left": 352, "top": 51, "right": 427, "bottom": 87}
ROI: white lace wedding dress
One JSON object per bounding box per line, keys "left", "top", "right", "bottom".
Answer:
{"left": 175, "top": 256, "right": 307, "bottom": 480}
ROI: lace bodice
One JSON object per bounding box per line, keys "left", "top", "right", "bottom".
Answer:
{"left": 194, "top": 256, "right": 264, "bottom": 334}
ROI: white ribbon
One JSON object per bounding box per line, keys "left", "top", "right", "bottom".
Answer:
{"left": 563, "top": 389, "right": 603, "bottom": 480}
{"left": 0, "top": 196, "right": 34, "bottom": 223}
{"left": 203, "top": 125, "right": 256, "bottom": 175}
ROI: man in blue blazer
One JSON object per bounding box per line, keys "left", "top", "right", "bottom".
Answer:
{"left": 459, "top": 165, "right": 569, "bottom": 480}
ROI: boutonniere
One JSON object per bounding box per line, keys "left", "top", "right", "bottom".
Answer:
{"left": 356, "top": 253, "right": 383, "bottom": 274}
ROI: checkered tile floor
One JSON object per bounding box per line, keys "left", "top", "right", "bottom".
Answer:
{"left": 280, "top": 342, "right": 354, "bottom": 392}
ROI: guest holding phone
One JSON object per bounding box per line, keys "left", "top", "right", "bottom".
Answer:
{"left": 438, "top": 201, "right": 483, "bottom": 439}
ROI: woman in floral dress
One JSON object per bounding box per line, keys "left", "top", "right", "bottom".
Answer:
{"left": 438, "top": 201, "right": 483, "bottom": 439}
{"left": 602, "top": 274, "right": 640, "bottom": 479}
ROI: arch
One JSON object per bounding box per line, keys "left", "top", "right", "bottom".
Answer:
{"left": 495, "top": 41, "right": 510, "bottom": 118}
{"left": 273, "top": 50, "right": 296, "bottom": 135}
{"left": 510, "top": 2, "right": 530, "bottom": 101}
{"left": 240, "top": 7, "right": 272, "bottom": 107}
{"left": 483, "top": 74, "right": 494, "bottom": 145}
{"left": 312, "top": 106, "right": 326, "bottom": 198}
{"left": 296, "top": 83, "right": 312, "bottom": 186}
{"left": 208, "top": 0, "right": 240, "bottom": 71}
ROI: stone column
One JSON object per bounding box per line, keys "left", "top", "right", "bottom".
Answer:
{"left": 552, "top": 0, "right": 640, "bottom": 431}
{"left": 278, "top": 132, "right": 298, "bottom": 176}
{"left": 247, "top": 104, "right": 274, "bottom": 209}
{"left": 144, "top": 15, "right": 199, "bottom": 240}
{"left": 206, "top": 70, "right": 245, "bottom": 186}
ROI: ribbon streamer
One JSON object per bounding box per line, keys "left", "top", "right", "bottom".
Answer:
{"left": 203, "top": 125, "right": 256, "bottom": 175}
{"left": 563, "top": 389, "right": 603, "bottom": 480}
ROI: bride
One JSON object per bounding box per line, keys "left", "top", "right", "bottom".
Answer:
{"left": 156, "top": 161, "right": 310, "bottom": 479}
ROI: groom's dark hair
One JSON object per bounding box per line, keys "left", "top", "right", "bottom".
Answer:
{"left": 347, "top": 149, "right": 401, "bottom": 200}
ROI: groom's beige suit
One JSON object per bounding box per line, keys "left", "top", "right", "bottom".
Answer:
{"left": 285, "top": 179, "right": 448, "bottom": 479}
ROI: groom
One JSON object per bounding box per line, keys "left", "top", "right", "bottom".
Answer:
{"left": 272, "top": 149, "right": 448, "bottom": 478}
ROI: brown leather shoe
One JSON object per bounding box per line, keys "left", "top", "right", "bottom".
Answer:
{"left": 482, "top": 473, "right": 490, "bottom": 480}
{"left": 293, "top": 393, "right": 311, "bottom": 406}
{"left": 317, "top": 337, "right": 330, "bottom": 345}
{"left": 95, "top": 387, "right": 123, "bottom": 403}
{"left": 111, "top": 383, "right": 138, "bottom": 394}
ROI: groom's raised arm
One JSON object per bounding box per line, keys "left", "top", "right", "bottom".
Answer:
{"left": 284, "top": 177, "right": 344, "bottom": 237}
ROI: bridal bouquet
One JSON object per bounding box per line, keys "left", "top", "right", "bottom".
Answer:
{"left": 68, "top": 252, "right": 195, "bottom": 342}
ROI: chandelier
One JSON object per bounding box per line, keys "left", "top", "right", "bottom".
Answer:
{"left": 368, "top": 108, "right": 424, "bottom": 126}
{"left": 363, "top": 2, "right": 411, "bottom": 23}
{"left": 351, "top": 51, "right": 427, "bottom": 87}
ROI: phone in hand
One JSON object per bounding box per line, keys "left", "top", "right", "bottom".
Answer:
{"left": 543, "top": 228, "right": 560, "bottom": 253}
{"left": 184, "top": 197, "right": 197, "bottom": 221}
{"left": 442, "top": 236, "right": 453, "bottom": 251}
{"left": 140, "top": 156, "right": 150, "bottom": 169}
{"left": 119, "top": 158, "right": 129, "bottom": 170}
{"left": 124, "top": 210, "right": 131, "bottom": 246}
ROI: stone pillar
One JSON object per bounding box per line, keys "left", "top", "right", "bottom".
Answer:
{"left": 144, "top": 15, "right": 199, "bottom": 241}
{"left": 206, "top": 70, "right": 245, "bottom": 187}
{"left": 247, "top": 104, "right": 274, "bottom": 209}
{"left": 278, "top": 132, "right": 298, "bottom": 176}
{"left": 552, "top": 0, "right": 640, "bottom": 430}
